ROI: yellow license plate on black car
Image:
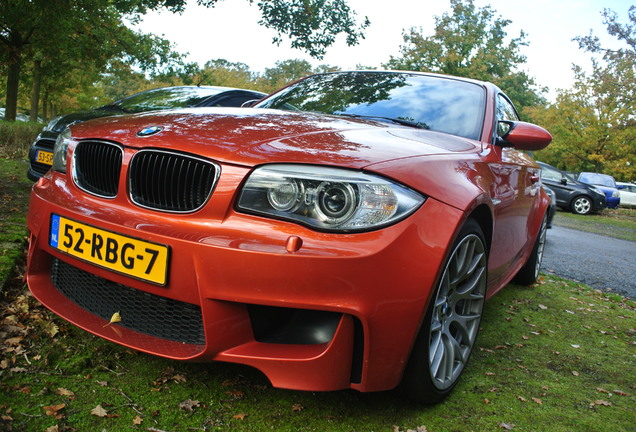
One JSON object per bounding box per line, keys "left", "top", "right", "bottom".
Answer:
{"left": 49, "top": 214, "right": 170, "bottom": 285}
{"left": 36, "top": 150, "right": 54, "bottom": 165}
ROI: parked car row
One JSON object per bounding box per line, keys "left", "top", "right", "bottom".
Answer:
{"left": 538, "top": 161, "right": 634, "bottom": 214}
{"left": 538, "top": 162, "right": 606, "bottom": 215}
{"left": 27, "top": 86, "right": 267, "bottom": 180}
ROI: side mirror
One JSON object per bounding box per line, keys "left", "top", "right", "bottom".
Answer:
{"left": 496, "top": 121, "right": 552, "bottom": 151}
{"left": 560, "top": 177, "right": 568, "bottom": 185}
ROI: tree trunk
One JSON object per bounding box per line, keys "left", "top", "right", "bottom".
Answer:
{"left": 4, "top": 45, "right": 22, "bottom": 121}
{"left": 30, "top": 59, "right": 42, "bottom": 122}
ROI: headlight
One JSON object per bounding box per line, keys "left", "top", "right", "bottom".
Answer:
{"left": 612, "top": 190, "right": 620, "bottom": 198}
{"left": 237, "top": 164, "right": 425, "bottom": 232}
{"left": 591, "top": 187, "right": 605, "bottom": 197}
{"left": 52, "top": 128, "right": 72, "bottom": 173}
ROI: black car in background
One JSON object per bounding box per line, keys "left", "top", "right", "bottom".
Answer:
{"left": 538, "top": 161, "right": 606, "bottom": 215}
{"left": 27, "top": 86, "right": 266, "bottom": 180}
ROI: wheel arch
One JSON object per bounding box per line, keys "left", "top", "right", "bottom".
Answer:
{"left": 467, "top": 204, "right": 493, "bottom": 256}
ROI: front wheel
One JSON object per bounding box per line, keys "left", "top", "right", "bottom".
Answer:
{"left": 571, "top": 195, "right": 592, "bottom": 215}
{"left": 401, "top": 219, "right": 487, "bottom": 404}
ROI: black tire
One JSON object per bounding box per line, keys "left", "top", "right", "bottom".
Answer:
{"left": 571, "top": 195, "right": 592, "bottom": 215}
{"left": 512, "top": 213, "right": 547, "bottom": 286}
{"left": 400, "top": 219, "right": 487, "bottom": 404}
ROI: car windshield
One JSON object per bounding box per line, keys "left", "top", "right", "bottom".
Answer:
{"left": 113, "top": 87, "right": 224, "bottom": 113}
{"left": 256, "top": 72, "right": 486, "bottom": 140}
{"left": 579, "top": 173, "right": 616, "bottom": 188}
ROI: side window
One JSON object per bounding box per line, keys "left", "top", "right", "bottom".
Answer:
{"left": 496, "top": 94, "right": 519, "bottom": 137}
{"left": 541, "top": 166, "right": 563, "bottom": 182}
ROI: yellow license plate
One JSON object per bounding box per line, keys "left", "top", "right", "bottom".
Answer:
{"left": 49, "top": 214, "right": 170, "bottom": 285}
{"left": 36, "top": 150, "right": 54, "bottom": 166}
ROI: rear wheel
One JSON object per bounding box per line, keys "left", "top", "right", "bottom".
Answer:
{"left": 512, "top": 213, "right": 547, "bottom": 285}
{"left": 401, "top": 219, "right": 487, "bottom": 404}
{"left": 571, "top": 195, "right": 592, "bottom": 215}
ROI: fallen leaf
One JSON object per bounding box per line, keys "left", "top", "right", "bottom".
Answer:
{"left": 132, "top": 415, "right": 143, "bottom": 425}
{"left": 178, "top": 399, "right": 200, "bottom": 412}
{"left": 55, "top": 388, "right": 75, "bottom": 398}
{"left": 44, "top": 322, "right": 59, "bottom": 338}
{"left": 613, "top": 390, "right": 629, "bottom": 396}
{"left": 43, "top": 403, "right": 65, "bottom": 419}
{"left": 532, "top": 397, "right": 543, "bottom": 405}
{"left": 590, "top": 400, "right": 612, "bottom": 408}
{"left": 172, "top": 374, "right": 187, "bottom": 383}
{"left": 102, "top": 311, "right": 122, "bottom": 327}
{"left": 233, "top": 413, "right": 248, "bottom": 420}
{"left": 45, "top": 426, "right": 59, "bottom": 432}
{"left": 538, "top": 304, "right": 548, "bottom": 310}
{"left": 571, "top": 344, "right": 580, "bottom": 349}
{"left": 516, "top": 396, "right": 527, "bottom": 402}
{"left": 225, "top": 390, "right": 245, "bottom": 399}
{"left": 292, "top": 404, "right": 303, "bottom": 412}
{"left": 91, "top": 404, "right": 108, "bottom": 417}
{"left": 499, "top": 422, "right": 515, "bottom": 430}
{"left": 572, "top": 371, "right": 579, "bottom": 377}
{"left": 596, "top": 388, "right": 610, "bottom": 394}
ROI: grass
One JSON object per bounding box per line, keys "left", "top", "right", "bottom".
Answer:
{"left": 0, "top": 157, "right": 31, "bottom": 289}
{"left": 552, "top": 208, "right": 636, "bottom": 242}
{"left": 0, "top": 156, "right": 634, "bottom": 431}
{"left": 1, "top": 276, "right": 634, "bottom": 431}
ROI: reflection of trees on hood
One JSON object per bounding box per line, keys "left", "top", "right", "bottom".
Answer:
{"left": 266, "top": 72, "right": 409, "bottom": 114}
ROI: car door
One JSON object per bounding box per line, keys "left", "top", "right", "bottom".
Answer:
{"left": 487, "top": 94, "right": 541, "bottom": 286}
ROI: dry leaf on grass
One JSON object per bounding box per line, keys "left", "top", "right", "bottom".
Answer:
{"left": 43, "top": 403, "right": 65, "bottom": 419}
{"left": 178, "top": 399, "right": 200, "bottom": 412}
{"left": 90, "top": 404, "right": 108, "bottom": 417}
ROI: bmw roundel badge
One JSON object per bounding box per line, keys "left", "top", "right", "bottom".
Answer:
{"left": 137, "top": 126, "right": 163, "bottom": 137}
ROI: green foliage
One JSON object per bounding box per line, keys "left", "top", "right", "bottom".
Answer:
{"left": 531, "top": 5, "right": 636, "bottom": 181}
{"left": 257, "top": 59, "right": 316, "bottom": 92}
{"left": 252, "top": 0, "right": 369, "bottom": 59}
{"left": 0, "top": 121, "right": 43, "bottom": 158}
{"left": 384, "top": 0, "right": 545, "bottom": 110}
{"left": 1, "top": 0, "right": 368, "bottom": 121}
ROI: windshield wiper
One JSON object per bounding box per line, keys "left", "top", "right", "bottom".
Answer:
{"left": 338, "top": 113, "right": 429, "bottom": 129}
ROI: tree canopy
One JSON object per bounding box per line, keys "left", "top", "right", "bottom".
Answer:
{"left": 384, "top": 0, "right": 545, "bottom": 110}
{"left": 531, "top": 6, "right": 636, "bottom": 181}
{"left": 1, "top": 0, "right": 369, "bottom": 121}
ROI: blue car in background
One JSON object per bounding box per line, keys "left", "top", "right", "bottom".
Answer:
{"left": 577, "top": 172, "right": 621, "bottom": 209}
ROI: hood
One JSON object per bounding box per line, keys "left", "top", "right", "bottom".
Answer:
{"left": 70, "top": 108, "right": 480, "bottom": 169}
{"left": 50, "top": 106, "right": 124, "bottom": 133}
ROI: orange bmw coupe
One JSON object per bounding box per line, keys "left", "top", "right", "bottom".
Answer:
{"left": 26, "top": 71, "right": 551, "bottom": 403}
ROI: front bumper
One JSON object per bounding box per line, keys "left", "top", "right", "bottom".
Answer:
{"left": 26, "top": 170, "right": 463, "bottom": 392}
{"left": 605, "top": 196, "right": 620, "bottom": 209}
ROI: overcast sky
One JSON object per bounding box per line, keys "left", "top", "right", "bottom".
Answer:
{"left": 133, "top": 0, "right": 633, "bottom": 100}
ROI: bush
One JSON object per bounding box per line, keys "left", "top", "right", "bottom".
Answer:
{"left": 0, "top": 120, "right": 44, "bottom": 158}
